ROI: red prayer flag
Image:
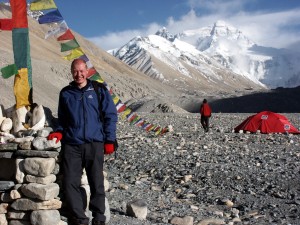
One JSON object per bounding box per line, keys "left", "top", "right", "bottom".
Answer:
{"left": 57, "top": 29, "right": 75, "bottom": 41}
{"left": 10, "top": 0, "right": 28, "bottom": 28}
{"left": 87, "top": 67, "right": 97, "bottom": 78}
{"left": 0, "top": 19, "right": 13, "bottom": 30}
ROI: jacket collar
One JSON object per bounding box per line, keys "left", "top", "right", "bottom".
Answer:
{"left": 69, "top": 79, "right": 92, "bottom": 91}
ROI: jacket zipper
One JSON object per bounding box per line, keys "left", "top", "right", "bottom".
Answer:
{"left": 81, "top": 91, "right": 87, "bottom": 140}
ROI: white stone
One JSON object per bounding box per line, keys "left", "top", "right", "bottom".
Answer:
{"left": 0, "top": 214, "right": 7, "bottom": 225}
{"left": 10, "top": 190, "right": 22, "bottom": 200}
{"left": 32, "top": 137, "right": 61, "bottom": 150}
{"left": 0, "top": 203, "right": 9, "bottom": 213}
{"left": 15, "top": 158, "right": 26, "bottom": 184}
{"left": 1, "top": 117, "right": 12, "bottom": 132}
{"left": 81, "top": 174, "right": 88, "bottom": 185}
{"left": 21, "top": 183, "right": 59, "bottom": 201}
{"left": 26, "top": 174, "right": 56, "bottom": 185}
{"left": 13, "top": 106, "right": 28, "bottom": 133}
{"left": 10, "top": 198, "right": 62, "bottom": 211}
{"left": 13, "top": 136, "right": 35, "bottom": 143}
{"left": 104, "top": 178, "right": 110, "bottom": 192}
{"left": 30, "top": 105, "right": 46, "bottom": 131}
{"left": 23, "top": 158, "right": 55, "bottom": 177}
{"left": 30, "top": 210, "right": 61, "bottom": 225}
{"left": 0, "top": 104, "right": 4, "bottom": 117}
{"left": 126, "top": 199, "right": 147, "bottom": 220}
{"left": 0, "top": 117, "right": 5, "bottom": 126}
{"left": 7, "top": 210, "right": 30, "bottom": 220}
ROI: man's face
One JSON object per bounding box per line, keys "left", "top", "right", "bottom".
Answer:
{"left": 71, "top": 61, "right": 88, "bottom": 87}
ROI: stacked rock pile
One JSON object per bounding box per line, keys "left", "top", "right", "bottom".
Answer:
{"left": 0, "top": 124, "right": 65, "bottom": 224}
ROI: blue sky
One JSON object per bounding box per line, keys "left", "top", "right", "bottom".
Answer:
{"left": 54, "top": 0, "right": 300, "bottom": 50}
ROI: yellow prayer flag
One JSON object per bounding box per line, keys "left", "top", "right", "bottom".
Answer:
{"left": 63, "top": 47, "right": 85, "bottom": 61}
{"left": 30, "top": 0, "right": 57, "bottom": 11}
{"left": 112, "top": 95, "right": 120, "bottom": 104}
{"left": 121, "top": 108, "right": 131, "bottom": 119}
{"left": 155, "top": 127, "right": 162, "bottom": 135}
{"left": 14, "top": 68, "right": 32, "bottom": 109}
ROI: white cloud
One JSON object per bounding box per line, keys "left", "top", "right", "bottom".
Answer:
{"left": 89, "top": 0, "right": 300, "bottom": 51}
{"left": 88, "top": 23, "right": 161, "bottom": 51}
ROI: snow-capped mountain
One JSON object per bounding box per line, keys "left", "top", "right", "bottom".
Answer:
{"left": 179, "top": 20, "right": 300, "bottom": 88}
{"left": 109, "top": 26, "right": 265, "bottom": 97}
{"left": 110, "top": 20, "right": 300, "bottom": 90}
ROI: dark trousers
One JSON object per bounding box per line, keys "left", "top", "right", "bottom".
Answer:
{"left": 201, "top": 116, "right": 210, "bottom": 132}
{"left": 62, "top": 142, "right": 106, "bottom": 224}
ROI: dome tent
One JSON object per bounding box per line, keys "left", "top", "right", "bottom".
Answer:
{"left": 234, "top": 111, "right": 300, "bottom": 134}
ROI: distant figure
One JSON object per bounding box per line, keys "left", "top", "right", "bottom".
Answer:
{"left": 200, "top": 99, "right": 212, "bottom": 132}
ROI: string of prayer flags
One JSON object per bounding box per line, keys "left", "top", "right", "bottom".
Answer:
{"left": 28, "top": 0, "right": 169, "bottom": 135}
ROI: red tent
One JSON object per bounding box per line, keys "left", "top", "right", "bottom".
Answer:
{"left": 234, "top": 111, "right": 300, "bottom": 134}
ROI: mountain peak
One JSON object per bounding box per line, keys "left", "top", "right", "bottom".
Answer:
{"left": 155, "top": 27, "right": 175, "bottom": 42}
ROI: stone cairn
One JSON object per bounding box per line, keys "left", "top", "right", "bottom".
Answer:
{"left": 0, "top": 103, "right": 66, "bottom": 225}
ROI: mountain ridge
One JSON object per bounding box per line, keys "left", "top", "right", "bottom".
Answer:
{"left": 110, "top": 20, "right": 300, "bottom": 89}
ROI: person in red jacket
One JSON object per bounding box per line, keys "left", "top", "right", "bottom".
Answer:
{"left": 200, "top": 99, "right": 212, "bottom": 132}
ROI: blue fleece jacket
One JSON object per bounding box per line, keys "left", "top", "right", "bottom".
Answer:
{"left": 57, "top": 79, "right": 117, "bottom": 145}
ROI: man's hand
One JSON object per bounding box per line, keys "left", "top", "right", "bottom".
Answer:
{"left": 104, "top": 141, "right": 115, "bottom": 154}
{"left": 47, "top": 132, "right": 63, "bottom": 143}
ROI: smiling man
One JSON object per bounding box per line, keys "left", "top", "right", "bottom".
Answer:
{"left": 48, "top": 59, "right": 118, "bottom": 225}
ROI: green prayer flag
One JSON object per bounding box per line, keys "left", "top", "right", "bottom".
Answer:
{"left": 60, "top": 39, "right": 80, "bottom": 52}
{"left": 1, "top": 64, "right": 18, "bottom": 79}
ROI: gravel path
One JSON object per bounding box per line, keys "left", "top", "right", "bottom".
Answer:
{"left": 103, "top": 113, "right": 300, "bottom": 225}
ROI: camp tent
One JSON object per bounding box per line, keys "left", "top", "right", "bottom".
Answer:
{"left": 234, "top": 111, "right": 300, "bottom": 134}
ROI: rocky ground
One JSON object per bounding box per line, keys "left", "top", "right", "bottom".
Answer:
{"left": 103, "top": 113, "right": 300, "bottom": 225}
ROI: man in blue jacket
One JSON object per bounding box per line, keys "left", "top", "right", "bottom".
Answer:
{"left": 48, "top": 59, "right": 117, "bottom": 225}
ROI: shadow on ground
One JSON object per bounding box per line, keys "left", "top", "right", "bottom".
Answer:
{"left": 189, "top": 86, "right": 300, "bottom": 113}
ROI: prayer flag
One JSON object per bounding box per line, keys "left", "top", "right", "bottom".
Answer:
{"left": 89, "top": 72, "right": 104, "bottom": 83}
{"left": 57, "top": 29, "right": 75, "bottom": 41}
{"left": 0, "top": 19, "right": 13, "bottom": 30}
{"left": 146, "top": 124, "right": 154, "bottom": 131}
{"left": 135, "top": 119, "right": 144, "bottom": 127}
{"left": 130, "top": 116, "right": 140, "bottom": 125}
{"left": 87, "top": 67, "right": 97, "bottom": 78}
{"left": 112, "top": 94, "right": 120, "bottom": 105}
{"left": 160, "top": 127, "right": 169, "bottom": 135}
{"left": 155, "top": 127, "right": 162, "bottom": 135}
{"left": 10, "top": 0, "right": 28, "bottom": 28}
{"left": 1, "top": 64, "right": 18, "bottom": 79}
{"left": 63, "top": 47, "right": 84, "bottom": 60}
{"left": 60, "top": 39, "right": 80, "bottom": 52}
{"left": 122, "top": 108, "right": 132, "bottom": 119}
{"left": 126, "top": 113, "right": 135, "bottom": 122}
{"left": 116, "top": 102, "right": 126, "bottom": 113}
{"left": 143, "top": 123, "right": 152, "bottom": 130}
{"left": 30, "top": 0, "right": 57, "bottom": 11}
{"left": 45, "top": 21, "right": 68, "bottom": 39}
{"left": 38, "top": 9, "right": 63, "bottom": 24}
{"left": 14, "top": 68, "right": 32, "bottom": 109}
